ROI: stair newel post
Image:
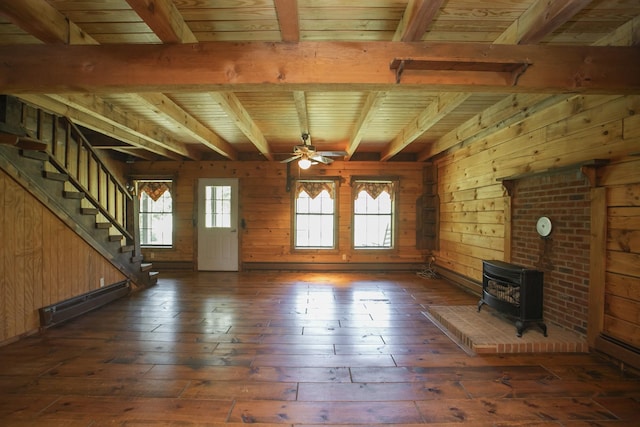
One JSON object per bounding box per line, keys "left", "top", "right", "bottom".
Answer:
{"left": 126, "top": 185, "right": 142, "bottom": 264}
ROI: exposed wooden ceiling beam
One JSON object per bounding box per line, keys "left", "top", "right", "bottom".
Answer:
{"left": 0, "top": 0, "right": 97, "bottom": 45}
{"left": 19, "top": 94, "right": 195, "bottom": 160}
{"left": 130, "top": 93, "right": 237, "bottom": 160}
{"left": 2, "top": 42, "right": 637, "bottom": 94}
{"left": 210, "top": 92, "right": 273, "bottom": 161}
{"left": 125, "top": 0, "right": 197, "bottom": 43}
{"left": 112, "top": 147, "right": 165, "bottom": 162}
{"left": 346, "top": 91, "right": 388, "bottom": 160}
{"left": 496, "top": 0, "right": 592, "bottom": 45}
{"left": 394, "top": 0, "right": 445, "bottom": 42}
{"left": 381, "top": 92, "right": 469, "bottom": 161}
{"left": 293, "top": 91, "right": 309, "bottom": 135}
{"left": 274, "top": 0, "right": 300, "bottom": 42}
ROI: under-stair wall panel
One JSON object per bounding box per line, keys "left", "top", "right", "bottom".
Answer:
{"left": 0, "top": 169, "right": 127, "bottom": 344}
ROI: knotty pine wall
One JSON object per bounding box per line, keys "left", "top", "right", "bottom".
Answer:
{"left": 595, "top": 157, "right": 640, "bottom": 356}
{"left": 0, "top": 169, "right": 127, "bottom": 344}
{"left": 435, "top": 94, "right": 639, "bottom": 281}
{"left": 129, "top": 161, "right": 428, "bottom": 268}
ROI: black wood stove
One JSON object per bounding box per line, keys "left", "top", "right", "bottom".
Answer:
{"left": 478, "top": 260, "right": 547, "bottom": 337}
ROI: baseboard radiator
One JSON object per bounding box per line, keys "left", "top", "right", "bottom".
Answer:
{"left": 39, "top": 280, "right": 130, "bottom": 327}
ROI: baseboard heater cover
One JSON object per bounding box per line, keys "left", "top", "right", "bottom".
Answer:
{"left": 39, "top": 280, "right": 130, "bottom": 327}
{"left": 434, "top": 264, "right": 482, "bottom": 295}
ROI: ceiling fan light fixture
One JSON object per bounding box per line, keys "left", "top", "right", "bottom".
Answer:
{"left": 298, "top": 157, "right": 312, "bottom": 169}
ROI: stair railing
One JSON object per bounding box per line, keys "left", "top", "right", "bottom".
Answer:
{"left": 47, "top": 117, "right": 134, "bottom": 243}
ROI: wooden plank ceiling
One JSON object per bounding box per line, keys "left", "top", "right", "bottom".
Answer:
{"left": 0, "top": 0, "right": 639, "bottom": 163}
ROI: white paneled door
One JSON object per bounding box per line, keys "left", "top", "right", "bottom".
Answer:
{"left": 197, "top": 178, "right": 239, "bottom": 271}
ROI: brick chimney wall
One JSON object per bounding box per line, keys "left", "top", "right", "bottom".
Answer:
{"left": 511, "top": 169, "right": 591, "bottom": 338}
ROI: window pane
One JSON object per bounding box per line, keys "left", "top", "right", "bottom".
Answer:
{"left": 139, "top": 187, "right": 173, "bottom": 246}
{"left": 205, "top": 185, "right": 231, "bottom": 228}
{"left": 294, "top": 185, "right": 335, "bottom": 248}
{"left": 353, "top": 187, "right": 393, "bottom": 249}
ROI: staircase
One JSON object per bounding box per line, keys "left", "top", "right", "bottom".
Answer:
{"left": 0, "top": 95, "right": 158, "bottom": 289}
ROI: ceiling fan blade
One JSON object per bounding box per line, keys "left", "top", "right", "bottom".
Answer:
{"left": 317, "top": 151, "right": 347, "bottom": 157}
{"left": 311, "top": 154, "right": 334, "bottom": 164}
{"left": 280, "top": 155, "right": 301, "bottom": 163}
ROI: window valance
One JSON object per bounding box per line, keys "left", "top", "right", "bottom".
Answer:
{"left": 353, "top": 181, "right": 394, "bottom": 201}
{"left": 138, "top": 181, "right": 172, "bottom": 201}
{"left": 295, "top": 181, "right": 335, "bottom": 199}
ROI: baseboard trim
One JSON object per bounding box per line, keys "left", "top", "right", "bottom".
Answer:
{"left": 242, "top": 262, "right": 423, "bottom": 272}
{"left": 151, "top": 261, "right": 194, "bottom": 270}
{"left": 595, "top": 334, "right": 640, "bottom": 371}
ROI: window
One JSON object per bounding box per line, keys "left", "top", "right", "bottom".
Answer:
{"left": 138, "top": 180, "right": 173, "bottom": 247}
{"left": 353, "top": 180, "right": 395, "bottom": 249}
{"left": 294, "top": 180, "right": 336, "bottom": 249}
{"left": 204, "top": 185, "right": 231, "bottom": 228}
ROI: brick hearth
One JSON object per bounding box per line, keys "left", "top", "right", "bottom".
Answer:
{"left": 425, "top": 305, "right": 588, "bottom": 354}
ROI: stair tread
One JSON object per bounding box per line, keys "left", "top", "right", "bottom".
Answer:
{"left": 63, "top": 190, "right": 85, "bottom": 199}
{"left": 21, "top": 149, "right": 48, "bottom": 161}
{"left": 43, "top": 170, "right": 68, "bottom": 181}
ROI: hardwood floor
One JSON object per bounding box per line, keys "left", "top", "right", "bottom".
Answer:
{"left": 1, "top": 271, "right": 639, "bottom": 426}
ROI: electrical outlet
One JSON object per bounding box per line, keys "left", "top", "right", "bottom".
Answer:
{"left": 99, "top": 277, "right": 105, "bottom": 287}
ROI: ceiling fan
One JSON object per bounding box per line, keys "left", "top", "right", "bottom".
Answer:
{"left": 280, "top": 133, "right": 347, "bottom": 169}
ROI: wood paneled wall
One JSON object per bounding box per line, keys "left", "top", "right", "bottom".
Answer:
{"left": 0, "top": 169, "right": 126, "bottom": 344}
{"left": 129, "top": 161, "right": 428, "bottom": 268}
{"left": 435, "top": 94, "right": 640, "bottom": 283}
{"left": 599, "top": 157, "right": 640, "bottom": 350}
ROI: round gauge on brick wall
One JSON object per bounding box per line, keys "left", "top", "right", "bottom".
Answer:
{"left": 536, "top": 216, "right": 552, "bottom": 237}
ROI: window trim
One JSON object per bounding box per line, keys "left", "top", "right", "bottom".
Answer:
{"left": 134, "top": 177, "right": 175, "bottom": 249}
{"left": 291, "top": 178, "right": 340, "bottom": 251}
{"left": 351, "top": 176, "right": 399, "bottom": 252}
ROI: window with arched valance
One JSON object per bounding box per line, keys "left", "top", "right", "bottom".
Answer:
{"left": 294, "top": 180, "right": 337, "bottom": 249}
{"left": 352, "top": 178, "right": 398, "bottom": 249}
{"left": 136, "top": 179, "right": 173, "bottom": 247}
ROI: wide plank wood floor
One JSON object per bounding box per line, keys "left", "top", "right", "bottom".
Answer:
{"left": 1, "top": 271, "right": 639, "bottom": 426}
